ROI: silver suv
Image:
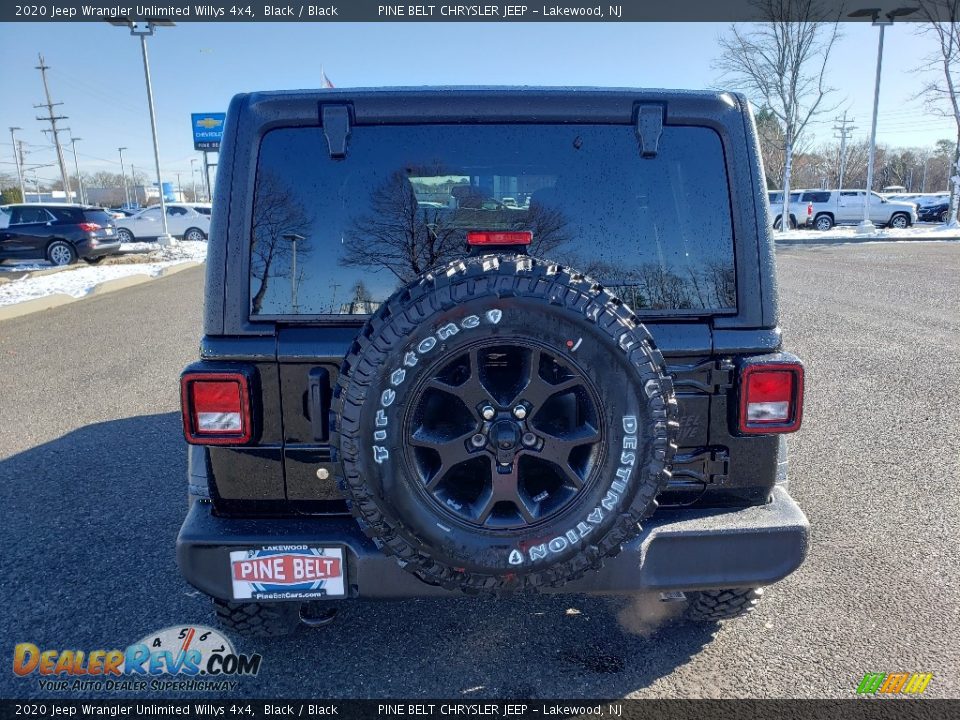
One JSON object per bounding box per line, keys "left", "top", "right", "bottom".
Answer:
{"left": 798, "top": 189, "right": 917, "bottom": 231}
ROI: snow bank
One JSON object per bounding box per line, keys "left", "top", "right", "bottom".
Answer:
{"left": 775, "top": 224, "right": 960, "bottom": 242}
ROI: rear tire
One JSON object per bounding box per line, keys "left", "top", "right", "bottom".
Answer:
{"left": 813, "top": 214, "right": 834, "bottom": 232}
{"left": 212, "top": 599, "right": 302, "bottom": 637}
{"left": 47, "top": 241, "right": 77, "bottom": 266}
{"left": 941, "top": 210, "right": 950, "bottom": 224}
{"left": 685, "top": 587, "right": 764, "bottom": 622}
{"left": 184, "top": 227, "right": 206, "bottom": 242}
{"left": 83, "top": 256, "right": 105, "bottom": 265}
{"left": 772, "top": 215, "right": 796, "bottom": 230}
{"left": 117, "top": 228, "right": 135, "bottom": 243}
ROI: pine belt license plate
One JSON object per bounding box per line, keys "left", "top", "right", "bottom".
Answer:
{"left": 229, "top": 546, "right": 345, "bottom": 600}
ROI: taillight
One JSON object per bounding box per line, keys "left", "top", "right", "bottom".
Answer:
{"left": 738, "top": 361, "right": 804, "bottom": 434}
{"left": 78, "top": 222, "right": 101, "bottom": 231}
{"left": 806, "top": 203, "right": 813, "bottom": 218}
{"left": 466, "top": 230, "right": 532, "bottom": 246}
{"left": 180, "top": 372, "right": 252, "bottom": 445}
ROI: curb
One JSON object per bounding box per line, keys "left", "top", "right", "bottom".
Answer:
{"left": 775, "top": 235, "right": 960, "bottom": 246}
{"left": 0, "top": 261, "right": 202, "bottom": 323}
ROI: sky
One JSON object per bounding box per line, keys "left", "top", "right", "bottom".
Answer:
{"left": 0, "top": 21, "right": 951, "bottom": 190}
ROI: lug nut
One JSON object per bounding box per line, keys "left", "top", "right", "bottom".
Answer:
{"left": 481, "top": 405, "right": 496, "bottom": 420}
{"left": 513, "top": 405, "right": 528, "bottom": 420}
{"left": 471, "top": 433, "right": 486, "bottom": 448}
{"left": 522, "top": 432, "right": 537, "bottom": 447}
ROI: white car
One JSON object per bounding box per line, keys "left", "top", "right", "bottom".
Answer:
{"left": 114, "top": 203, "right": 210, "bottom": 243}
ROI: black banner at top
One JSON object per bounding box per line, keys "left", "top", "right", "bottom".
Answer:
{"left": 0, "top": 0, "right": 938, "bottom": 23}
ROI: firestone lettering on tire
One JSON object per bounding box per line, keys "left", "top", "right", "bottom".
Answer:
{"left": 517, "top": 415, "right": 638, "bottom": 565}
{"left": 370, "top": 312, "right": 504, "bottom": 463}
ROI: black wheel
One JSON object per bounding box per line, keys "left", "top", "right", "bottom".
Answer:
{"left": 83, "top": 256, "right": 106, "bottom": 265}
{"left": 686, "top": 587, "right": 764, "bottom": 622}
{"left": 941, "top": 210, "right": 950, "bottom": 224}
{"left": 184, "top": 227, "right": 206, "bottom": 242}
{"left": 47, "top": 240, "right": 77, "bottom": 266}
{"left": 813, "top": 214, "right": 834, "bottom": 232}
{"left": 333, "top": 254, "right": 679, "bottom": 594}
{"left": 888, "top": 213, "right": 909, "bottom": 230}
{"left": 212, "top": 599, "right": 302, "bottom": 637}
{"left": 117, "top": 228, "right": 135, "bottom": 243}
{"left": 773, "top": 215, "right": 796, "bottom": 230}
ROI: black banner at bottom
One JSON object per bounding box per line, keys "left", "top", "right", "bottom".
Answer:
{"left": 0, "top": 700, "right": 954, "bottom": 720}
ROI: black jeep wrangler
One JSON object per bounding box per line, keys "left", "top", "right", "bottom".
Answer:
{"left": 177, "top": 88, "right": 809, "bottom": 636}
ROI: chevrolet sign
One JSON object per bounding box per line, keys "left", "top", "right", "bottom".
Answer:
{"left": 191, "top": 113, "right": 226, "bottom": 151}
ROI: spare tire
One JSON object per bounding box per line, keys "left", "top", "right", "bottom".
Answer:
{"left": 332, "top": 254, "right": 678, "bottom": 593}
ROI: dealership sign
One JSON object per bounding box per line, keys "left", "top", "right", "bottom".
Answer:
{"left": 191, "top": 113, "right": 226, "bottom": 151}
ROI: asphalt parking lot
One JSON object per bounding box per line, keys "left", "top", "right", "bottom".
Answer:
{"left": 0, "top": 241, "right": 957, "bottom": 700}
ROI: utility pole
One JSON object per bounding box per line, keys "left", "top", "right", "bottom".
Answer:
{"left": 190, "top": 158, "right": 198, "bottom": 202}
{"left": 9, "top": 127, "right": 26, "bottom": 202}
{"left": 69, "top": 137, "right": 84, "bottom": 204}
{"left": 118, "top": 147, "right": 130, "bottom": 207}
{"left": 34, "top": 54, "right": 72, "bottom": 201}
{"left": 176, "top": 172, "right": 182, "bottom": 201}
{"left": 833, "top": 112, "right": 856, "bottom": 190}
{"left": 131, "top": 163, "right": 137, "bottom": 205}
{"left": 921, "top": 156, "right": 929, "bottom": 193}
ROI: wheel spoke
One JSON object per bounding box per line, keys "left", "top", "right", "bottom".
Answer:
{"left": 410, "top": 428, "right": 477, "bottom": 489}
{"left": 518, "top": 368, "right": 582, "bottom": 411}
{"left": 425, "top": 348, "right": 496, "bottom": 413}
{"left": 539, "top": 424, "right": 600, "bottom": 461}
{"left": 471, "top": 459, "right": 538, "bottom": 525}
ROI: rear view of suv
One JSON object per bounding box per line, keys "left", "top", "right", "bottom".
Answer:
{"left": 177, "top": 88, "right": 809, "bottom": 637}
{"left": 0, "top": 203, "right": 120, "bottom": 265}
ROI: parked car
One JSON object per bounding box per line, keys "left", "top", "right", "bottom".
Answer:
{"left": 767, "top": 191, "right": 805, "bottom": 229}
{"left": 798, "top": 189, "right": 917, "bottom": 231}
{"left": 177, "top": 87, "right": 809, "bottom": 637}
{"left": 918, "top": 201, "right": 950, "bottom": 223}
{"left": 113, "top": 202, "right": 210, "bottom": 243}
{"left": 0, "top": 204, "right": 120, "bottom": 266}
{"left": 190, "top": 203, "right": 212, "bottom": 217}
{"left": 109, "top": 207, "right": 138, "bottom": 217}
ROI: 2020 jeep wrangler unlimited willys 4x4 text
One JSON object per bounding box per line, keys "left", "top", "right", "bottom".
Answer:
{"left": 176, "top": 88, "right": 809, "bottom": 637}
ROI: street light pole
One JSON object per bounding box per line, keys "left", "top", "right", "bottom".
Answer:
{"left": 69, "top": 137, "right": 85, "bottom": 205}
{"left": 131, "top": 163, "right": 137, "bottom": 205}
{"left": 190, "top": 158, "right": 198, "bottom": 202}
{"left": 110, "top": 19, "right": 176, "bottom": 247}
{"left": 118, "top": 146, "right": 129, "bottom": 207}
{"left": 9, "top": 127, "right": 25, "bottom": 203}
{"left": 850, "top": 6, "right": 920, "bottom": 234}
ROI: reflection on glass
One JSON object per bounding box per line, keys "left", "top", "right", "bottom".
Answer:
{"left": 250, "top": 124, "right": 737, "bottom": 316}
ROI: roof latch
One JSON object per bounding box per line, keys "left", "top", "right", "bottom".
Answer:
{"left": 636, "top": 104, "right": 664, "bottom": 158}
{"left": 322, "top": 105, "right": 351, "bottom": 159}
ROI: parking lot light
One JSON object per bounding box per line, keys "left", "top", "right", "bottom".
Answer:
{"left": 117, "top": 146, "right": 129, "bottom": 207}
{"left": 109, "top": 18, "right": 177, "bottom": 247}
{"left": 849, "top": 6, "right": 919, "bottom": 234}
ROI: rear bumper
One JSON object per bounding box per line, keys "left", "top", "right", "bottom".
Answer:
{"left": 177, "top": 487, "right": 809, "bottom": 600}
{"left": 77, "top": 237, "right": 121, "bottom": 257}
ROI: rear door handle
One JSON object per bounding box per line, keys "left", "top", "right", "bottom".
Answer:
{"left": 307, "top": 367, "right": 331, "bottom": 441}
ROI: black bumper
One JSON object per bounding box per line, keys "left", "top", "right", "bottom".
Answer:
{"left": 177, "top": 487, "right": 809, "bottom": 600}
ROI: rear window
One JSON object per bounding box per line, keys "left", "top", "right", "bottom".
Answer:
{"left": 249, "top": 124, "right": 737, "bottom": 317}
{"left": 801, "top": 191, "right": 831, "bottom": 203}
{"left": 82, "top": 209, "right": 116, "bottom": 225}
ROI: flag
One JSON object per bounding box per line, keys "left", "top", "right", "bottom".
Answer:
{"left": 321, "top": 66, "right": 334, "bottom": 89}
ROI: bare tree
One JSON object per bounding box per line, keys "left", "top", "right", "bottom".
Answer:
{"left": 249, "top": 171, "right": 313, "bottom": 315}
{"left": 715, "top": 0, "right": 841, "bottom": 232}
{"left": 341, "top": 170, "right": 571, "bottom": 283}
{"left": 915, "top": 0, "right": 960, "bottom": 224}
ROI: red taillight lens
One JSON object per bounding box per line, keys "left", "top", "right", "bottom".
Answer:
{"left": 806, "top": 203, "right": 813, "bottom": 217}
{"left": 466, "top": 231, "right": 532, "bottom": 246}
{"left": 180, "top": 372, "right": 252, "bottom": 445}
{"left": 738, "top": 362, "right": 804, "bottom": 434}
{"left": 78, "top": 222, "right": 102, "bottom": 231}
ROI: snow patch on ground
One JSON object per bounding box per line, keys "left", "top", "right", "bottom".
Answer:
{"left": 776, "top": 224, "right": 960, "bottom": 242}
{"left": 0, "top": 242, "right": 207, "bottom": 308}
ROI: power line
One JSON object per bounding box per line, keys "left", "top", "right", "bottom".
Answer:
{"left": 833, "top": 112, "right": 857, "bottom": 189}
{"left": 34, "top": 54, "right": 72, "bottom": 199}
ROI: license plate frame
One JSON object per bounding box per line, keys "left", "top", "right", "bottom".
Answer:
{"left": 229, "top": 546, "right": 345, "bottom": 600}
